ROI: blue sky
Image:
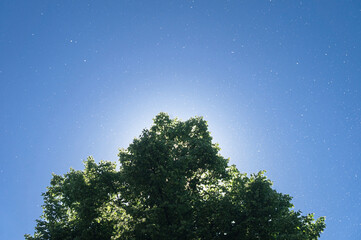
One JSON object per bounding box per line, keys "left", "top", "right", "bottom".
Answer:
{"left": 1, "top": 1, "right": 360, "bottom": 239}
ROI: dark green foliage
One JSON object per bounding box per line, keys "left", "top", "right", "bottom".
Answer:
{"left": 26, "top": 113, "right": 325, "bottom": 240}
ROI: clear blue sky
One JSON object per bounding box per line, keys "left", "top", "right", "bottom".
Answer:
{"left": 1, "top": 1, "right": 360, "bottom": 239}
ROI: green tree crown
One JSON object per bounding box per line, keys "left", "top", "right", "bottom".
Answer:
{"left": 26, "top": 113, "right": 325, "bottom": 240}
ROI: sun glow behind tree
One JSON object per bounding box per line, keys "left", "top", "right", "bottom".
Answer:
{"left": 1, "top": 1, "right": 360, "bottom": 239}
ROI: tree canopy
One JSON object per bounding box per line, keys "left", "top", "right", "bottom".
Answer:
{"left": 26, "top": 113, "right": 325, "bottom": 240}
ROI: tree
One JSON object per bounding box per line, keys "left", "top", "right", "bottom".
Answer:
{"left": 25, "top": 113, "right": 325, "bottom": 240}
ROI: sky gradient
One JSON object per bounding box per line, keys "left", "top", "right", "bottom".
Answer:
{"left": 1, "top": 1, "right": 361, "bottom": 239}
